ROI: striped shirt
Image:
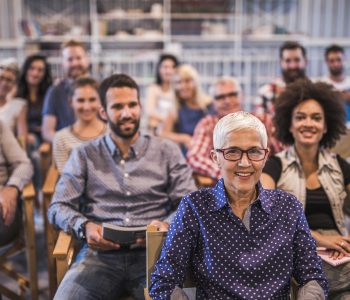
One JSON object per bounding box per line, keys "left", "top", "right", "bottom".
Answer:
{"left": 48, "top": 133, "right": 197, "bottom": 238}
{"left": 53, "top": 125, "right": 108, "bottom": 173}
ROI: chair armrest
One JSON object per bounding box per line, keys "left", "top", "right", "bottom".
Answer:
{"left": 42, "top": 165, "right": 59, "bottom": 196}
{"left": 22, "top": 183, "right": 36, "bottom": 200}
{"left": 53, "top": 231, "right": 75, "bottom": 285}
{"left": 39, "top": 142, "right": 51, "bottom": 157}
{"left": 193, "top": 174, "right": 216, "bottom": 188}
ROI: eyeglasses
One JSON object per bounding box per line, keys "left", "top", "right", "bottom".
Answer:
{"left": 0, "top": 75, "right": 15, "bottom": 84}
{"left": 214, "top": 91, "right": 239, "bottom": 101}
{"left": 216, "top": 147, "right": 268, "bottom": 161}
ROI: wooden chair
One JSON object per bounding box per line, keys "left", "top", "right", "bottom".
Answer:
{"left": 39, "top": 142, "right": 52, "bottom": 187}
{"left": 192, "top": 173, "right": 216, "bottom": 188}
{"left": 42, "top": 164, "right": 60, "bottom": 298}
{"left": 144, "top": 225, "right": 195, "bottom": 300}
{"left": 0, "top": 183, "right": 38, "bottom": 300}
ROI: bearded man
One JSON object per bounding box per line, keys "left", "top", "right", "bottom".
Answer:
{"left": 48, "top": 74, "right": 196, "bottom": 300}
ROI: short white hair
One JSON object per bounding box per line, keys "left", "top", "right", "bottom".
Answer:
{"left": 213, "top": 111, "right": 268, "bottom": 149}
{"left": 210, "top": 76, "right": 242, "bottom": 97}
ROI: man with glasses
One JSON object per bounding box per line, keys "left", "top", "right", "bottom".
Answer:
{"left": 0, "top": 59, "right": 27, "bottom": 136}
{"left": 187, "top": 76, "right": 241, "bottom": 184}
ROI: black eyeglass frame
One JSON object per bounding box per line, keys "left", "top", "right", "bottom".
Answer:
{"left": 215, "top": 147, "right": 269, "bottom": 161}
{"left": 214, "top": 91, "right": 239, "bottom": 101}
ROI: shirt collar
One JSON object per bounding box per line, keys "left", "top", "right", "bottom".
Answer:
{"left": 281, "top": 146, "right": 340, "bottom": 174}
{"left": 209, "top": 179, "right": 272, "bottom": 215}
{"left": 104, "top": 132, "right": 149, "bottom": 159}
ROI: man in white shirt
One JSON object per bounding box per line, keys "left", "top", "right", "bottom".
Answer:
{"left": 321, "top": 44, "right": 350, "bottom": 124}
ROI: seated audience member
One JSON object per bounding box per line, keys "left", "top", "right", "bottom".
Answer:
{"left": 254, "top": 41, "right": 308, "bottom": 155}
{"left": 187, "top": 76, "right": 242, "bottom": 183}
{"left": 150, "top": 111, "right": 328, "bottom": 299}
{"left": 42, "top": 40, "right": 90, "bottom": 142}
{"left": 146, "top": 53, "right": 179, "bottom": 133}
{"left": 53, "top": 77, "right": 107, "bottom": 173}
{"left": 48, "top": 74, "right": 196, "bottom": 300}
{"left": 261, "top": 79, "right": 350, "bottom": 299}
{"left": 160, "top": 64, "right": 212, "bottom": 154}
{"left": 320, "top": 44, "right": 350, "bottom": 124}
{"left": 17, "top": 54, "right": 52, "bottom": 189}
{"left": 0, "top": 59, "right": 27, "bottom": 138}
{"left": 17, "top": 54, "right": 52, "bottom": 146}
{"left": 0, "top": 120, "right": 33, "bottom": 246}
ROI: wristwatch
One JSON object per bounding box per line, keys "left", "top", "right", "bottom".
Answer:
{"left": 78, "top": 221, "right": 88, "bottom": 240}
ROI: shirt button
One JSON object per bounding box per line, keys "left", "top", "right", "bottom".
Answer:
{"left": 120, "top": 159, "right": 125, "bottom": 165}
{"left": 124, "top": 173, "right": 129, "bottom": 178}
{"left": 125, "top": 218, "right": 130, "bottom": 223}
{"left": 126, "top": 191, "right": 131, "bottom": 196}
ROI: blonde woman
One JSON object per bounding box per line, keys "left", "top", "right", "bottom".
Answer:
{"left": 53, "top": 77, "right": 107, "bottom": 173}
{"left": 160, "top": 64, "right": 212, "bottom": 154}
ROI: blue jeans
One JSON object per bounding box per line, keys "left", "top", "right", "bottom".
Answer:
{"left": 54, "top": 243, "right": 146, "bottom": 300}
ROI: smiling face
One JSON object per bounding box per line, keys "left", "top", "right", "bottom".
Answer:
{"left": 62, "top": 46, "right": 89, "bottom": 79}
{"left": 0, "top": 68, "right": 16, "bottom": 100}
{"left": 159, "top": 59, "right": 177, "bottom": 84}
{"left": 213, "top": 81, "right": 241, "bottom": 118}
{"left": 174, "top": 75, "right": 196, "bottom": 102}
{"left": 104, "top": 87, "right": 141, "bottom": 139}
{"left": 289, "top": 99, "right": 327, "bottom": 148}
{"left": 211, "top": 128, "right": 268, "bottom": 200}
{"left": 280, "top": 48, "right": 307, "bottom": 83}
{"left": 326, "top": 51, "right": 345, "bottom": 77}
{"left": 26, "top": 59, "right": 46, "bottom": 87}
{"left": 71, "top": 85, "right": 101, "bottom": 123}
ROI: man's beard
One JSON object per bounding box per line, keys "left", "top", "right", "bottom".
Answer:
{"left": 67, "top": 66, "right": 88, "bottom": 79}
{"left": 108, "top": 118, "right": 140, "bottom": 139}
{"left": 282, "top": 68, "right": 306, "bottom": 84}
{"left": 329, "top": 66, "right": 344, "bottom": 77}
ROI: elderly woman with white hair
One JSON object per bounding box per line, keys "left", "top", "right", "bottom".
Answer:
{"left": 160, "top": 64, "right": 212, "bottom": 154}
{"left": 150, "top": 111, "right": 328, "bottom": 299}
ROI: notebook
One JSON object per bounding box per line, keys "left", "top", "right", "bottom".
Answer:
{"left": 317, "top": 247, "right": 350, "bottom": 266}
{"left": 102, "top": 223, "right": 147, "bottom": 246}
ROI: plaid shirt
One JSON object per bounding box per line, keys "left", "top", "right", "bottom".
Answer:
{"left": 186, "top": 115, "right": 220, "bottom": 180}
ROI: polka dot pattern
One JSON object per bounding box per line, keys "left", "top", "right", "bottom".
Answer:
{"left": 149, "top": 179, "right": 328, "bottom": 299}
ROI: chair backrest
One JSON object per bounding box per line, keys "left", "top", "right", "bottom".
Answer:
{"left": 146, "top": 225, "right": 195, "bottom": 293}
{"left": 42, "top": 164, "right": 60, "bottom": 298}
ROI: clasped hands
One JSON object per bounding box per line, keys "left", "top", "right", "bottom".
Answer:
{"left": 85, "top": 219, "right": 169, "bottom": 251}
{"left": 319, "top": 235, "right": 350, "bottom": 259}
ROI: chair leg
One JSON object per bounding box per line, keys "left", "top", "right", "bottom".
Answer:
{"left": 23, "top": 195, "right": 39, "bottom": 300}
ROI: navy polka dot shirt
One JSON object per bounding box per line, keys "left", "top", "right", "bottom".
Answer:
{"left": 150, "top": 179, "right": 328, "bottom": 299}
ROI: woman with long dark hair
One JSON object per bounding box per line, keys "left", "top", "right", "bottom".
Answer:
{"left": 17, "top": 54, "right": 52, "bottom": 145}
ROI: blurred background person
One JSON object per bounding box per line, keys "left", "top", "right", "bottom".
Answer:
{"left": 145, "top": 53, "right": 179, "bottom": 134}
{"left": 53, "top": 77, "right": 107, "bottom": 173}
{"left": 160, "top": 64, "right": 212, "bottom": 155}
{"left": 17, "top": 54, "right": 52, "bottom": 190}
{"left": 17, "top": 54, "right": 52, "bottom": 147}
{"left": 261, "top": 79, "right": 350, "bottom": 299}
{"left": 0, "top": 59, "right": 27, "bottom": 139}
{"left": 0, "top": 120, "right": 33, "bottom": 246}
{"left": 42, "top": 40, "right": 90, "bottom": 142}
{"left": 187, "top": 76, "right": 242, "bottom": 184}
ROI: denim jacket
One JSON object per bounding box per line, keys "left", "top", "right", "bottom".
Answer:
{"left": 276, "top": 146, "right": 348, "bottom": 236}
